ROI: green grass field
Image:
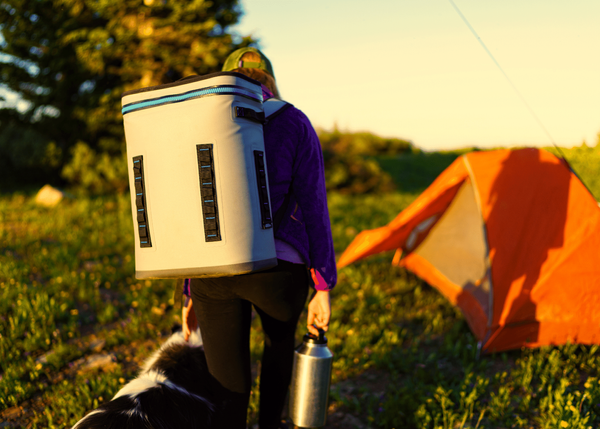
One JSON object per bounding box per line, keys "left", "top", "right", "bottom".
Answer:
{"left": 1, "top": 144, "right": 600, "bottom": 428}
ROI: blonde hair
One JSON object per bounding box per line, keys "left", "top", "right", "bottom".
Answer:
{"left": 232, "top": 51, "right": 280, "bottom": 98}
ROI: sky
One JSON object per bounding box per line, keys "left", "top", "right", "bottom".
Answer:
{"left": 233, "top": 0, "right": 600, "bottom": 151}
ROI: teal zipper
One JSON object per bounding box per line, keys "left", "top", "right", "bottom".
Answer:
{"left": 122, "top": 85, "right": 263, "bottom": 115}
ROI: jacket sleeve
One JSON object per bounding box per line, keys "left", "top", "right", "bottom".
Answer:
{"left": 291, "top": 110, "right": 337, "bottom": 290}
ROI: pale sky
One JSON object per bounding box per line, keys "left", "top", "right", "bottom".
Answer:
{"left": 233, "top": 0, "right": 600, "bottom": 150}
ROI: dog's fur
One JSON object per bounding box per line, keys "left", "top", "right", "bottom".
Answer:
{"left": 72, "top": 328, "right": 214, "bottom": 429}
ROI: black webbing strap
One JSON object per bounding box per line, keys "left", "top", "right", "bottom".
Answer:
{"left": 235, "top": 106, "right": 265, "bottom": 123}
{"left": 264, "top": 99, "right": 294, "bottom": 232}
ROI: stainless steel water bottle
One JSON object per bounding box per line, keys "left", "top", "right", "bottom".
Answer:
{"left": 289, "top": 329, "right": 333, "bottom": 428}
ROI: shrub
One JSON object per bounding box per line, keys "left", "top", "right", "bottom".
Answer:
{"left": 61, "top": 142, "right": 128, "bottom": 195}
{"left": 318, "top": 128, "right": 413, "bottom": 194}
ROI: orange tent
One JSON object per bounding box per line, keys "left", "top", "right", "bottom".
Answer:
{"left": 338, "top": 148, "right": 600, "bottom": 353}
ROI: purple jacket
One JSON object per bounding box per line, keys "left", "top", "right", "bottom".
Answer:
{"left": 264, "top": 101, "right": 337, "bottom": 291}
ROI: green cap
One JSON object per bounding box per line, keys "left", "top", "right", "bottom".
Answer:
{"left": 222, "top": 47, "right": 275, "bottom": 78}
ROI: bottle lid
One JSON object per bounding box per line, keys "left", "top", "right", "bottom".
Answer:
{"left": 304, "top": 328, "right": 328, "bottom": 344}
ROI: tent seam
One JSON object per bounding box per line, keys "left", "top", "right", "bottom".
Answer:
{"left": 463, "top": 154, "right": 494, "bottom": 330}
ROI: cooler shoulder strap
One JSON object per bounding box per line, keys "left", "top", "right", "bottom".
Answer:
{"left": 264, "top": 99, "right": 292, "bottom": 123}
{"left": 263, "top": 98, "right": 293, "bottom": 232}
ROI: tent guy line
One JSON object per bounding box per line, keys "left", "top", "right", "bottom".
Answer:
{"left": 447, "top": 0, "right": 557, "bottom": 146}
{"left": 447, "top": 0, "right": 594, "bottom": 195}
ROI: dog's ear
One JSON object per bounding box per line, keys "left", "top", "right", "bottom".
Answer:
{"left": 171, "top": 323, "right": 182, "bottom": 334}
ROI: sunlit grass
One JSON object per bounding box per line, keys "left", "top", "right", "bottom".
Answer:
{"left": 1, "top": 142, "right": 599, "bottom": 428}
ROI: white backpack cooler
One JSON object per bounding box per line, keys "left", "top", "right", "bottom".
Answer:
{"left": 122, "top": 72, "right": 287, "bottom": 279}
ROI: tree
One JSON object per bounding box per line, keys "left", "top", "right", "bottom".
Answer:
{"left": 0, "top": 0, "right": 252, "bottom": 192}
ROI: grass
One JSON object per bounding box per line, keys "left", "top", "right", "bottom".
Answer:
{"left": 1, "top": 143, "right": 600, "bottom": 428}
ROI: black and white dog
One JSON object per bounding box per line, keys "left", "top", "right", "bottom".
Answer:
{"left": 72, "top": 328, "right": 214, "bottom": 428}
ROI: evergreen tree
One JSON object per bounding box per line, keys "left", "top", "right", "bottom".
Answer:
{"left": 0, "top": 0, "right": 251, "bottom": 192}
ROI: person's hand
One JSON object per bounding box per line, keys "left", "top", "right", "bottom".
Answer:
{"left": 182, "top": 296, "right": 197, "bottom": 342}
{"left": 307, "top": 290, "right": 330, "bottom": 337}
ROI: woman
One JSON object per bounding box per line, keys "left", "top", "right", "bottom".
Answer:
{"left": 182, "top": 47, "right": 336, "bottom": 429}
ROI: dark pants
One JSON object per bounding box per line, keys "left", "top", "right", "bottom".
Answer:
{"left": 190, "top": 260, "right": 309, "bottom": 429}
